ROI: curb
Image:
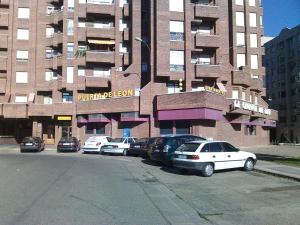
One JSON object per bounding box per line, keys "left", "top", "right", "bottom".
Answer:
{"left": 255, "top": 167, "right": 300, "bottom": 182}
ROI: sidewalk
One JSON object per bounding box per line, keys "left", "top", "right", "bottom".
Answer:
{"left": 0, "top": 145, "right": 57, "bottom": 152}
{"left": 242, "top": 145, "right": 300, "bottom": 181}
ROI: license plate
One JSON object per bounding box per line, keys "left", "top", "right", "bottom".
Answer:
{"left": 25, "top": 143, "right": 33, "bottom": 146}
{"left": 105, "top": 146, "right": 113, "bottom": 148}
{"left": 178, "top": 155, "right": 187, "bottom": 159}
{"left": 134, "top": 145, "right": 140, "bottom": 148}
{"left": 63, "top": 143, "right": 70, "bottom": 146}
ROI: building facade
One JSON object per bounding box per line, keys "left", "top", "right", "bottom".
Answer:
{"left": 265, "top": 25, "right": 300, "bottom": 143}
{"left": 0, "top": 0, "right": 277, "bottom": 146}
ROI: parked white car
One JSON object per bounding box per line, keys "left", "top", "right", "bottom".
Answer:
{"left": 100, "top": 137, "right": 137, "bottom": 156}
{"left": 173, "top": 141, "right": 257, "bottom": 177}
{"left": 82, "top": 136, "right": 111, "bottom": 153}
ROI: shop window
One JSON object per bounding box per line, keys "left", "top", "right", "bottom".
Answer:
{"left": 175, "top": 121, "right": 190, "bottom": 135}
{"left": 85, "top": 124, "right": 94, "bottom": 134}
{"left": 160, "top": 121, "right": 173, "bottom": 135}
{"left": 96, "top": 124, "right": 105, "bottom": 135}
{"left": 245, "top": 125, "right": 256, "bottom": 136}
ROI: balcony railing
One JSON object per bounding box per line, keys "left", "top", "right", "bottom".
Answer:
{"left": 87, "top": 0, "right": 115, "bottom": 4}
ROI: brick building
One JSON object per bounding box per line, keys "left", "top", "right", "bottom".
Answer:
{"left": 265, "top": 25, "right": 300, "bottom": 143}
{"left": 0, "top": 0, "right": 277, "bottom": 146}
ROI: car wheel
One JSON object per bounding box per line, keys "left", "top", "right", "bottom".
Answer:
{"left": 202, "top": 163, "right": 214, "bottom": 177}
{"left": 244, "top": 158, "right": 255, "bottom": 171}
{"left": 123, "top": 149, "right": 128, "bottom": 156}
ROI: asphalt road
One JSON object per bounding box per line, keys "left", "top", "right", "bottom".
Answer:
{"left": 0, "top": 151, "right": 299, "bottom": 225}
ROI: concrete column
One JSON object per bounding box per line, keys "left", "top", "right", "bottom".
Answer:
{"left": 111, "top": 117, "right": 118, "bottom": 138}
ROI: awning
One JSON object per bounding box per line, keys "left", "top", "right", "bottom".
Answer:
{"left": 88, "top": 39, "right": 115, "bottom": 45}
{"left": 217, "top": 82, "right": 227, "bottom": 92}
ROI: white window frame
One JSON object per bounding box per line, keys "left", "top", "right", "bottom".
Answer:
{"left": 249, "top": 13, "right": 257, "bottom": 27}
{"left": 251, "top": 55, "right": 258, "bottom": 69}
{"left": 236, "top": 32, "right": 245, "bottom": 46}
{"left": 237, "top": 54, "right": 246, "bottom": 68}
{"left": 15, "top": 95, "right": 28, "bottom": 103}
{"left": 16, "top": 71, "right": 28, "bottom": 83}
{"left": 236, "top": 12, "right": 245, "bottom": 27}
{"left": 18, "top": 8, "right": 30, "bottom": 19}
{"left": 169, "top": 0, "right": 184, "bottom": 12}
{"left": 17, "top": 29, "right": 29, "bottom": 40}
{"left": 16, "top": 50, "right": 29, "bottom": 61}
{"left": 250, "top": 33, "right": 258, "bottom": 48}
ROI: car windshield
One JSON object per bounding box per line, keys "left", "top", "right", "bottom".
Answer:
{"left": 22, "top": 137, "right": 34, "bottom": 142}
{"left": 60, "top": 137, "right": 73, "bottom": 142}
{"left": 138, "top": 138, "right": 148, "bottom": 143}
{"left": 110, "top": 138, "right": 125, "bottom": 143}
{"left": 176, "top": 143, "right": 200, "bottom": 152}
{"left": 86, "top": 137, "right": 101, "bottom": 142}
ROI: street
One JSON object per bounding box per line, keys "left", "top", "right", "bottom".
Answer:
{"left": 0, "top": 150, "right": 299, "bottom": 225}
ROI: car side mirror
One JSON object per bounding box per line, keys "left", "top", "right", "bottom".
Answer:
{"left": 236, "top": 148, "right": 240, "bottom": 151}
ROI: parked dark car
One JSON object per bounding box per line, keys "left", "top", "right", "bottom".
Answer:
{"left": 57, "top": 137, "right": 81, "bottom": 152}
{"left": 20, "top": 137, "right": 45, "bottom": 153}
{"left": 128, "top": 137, "right": 156, "bottom": 157}
{"left": 150, "top": 135, "right": 206, "bottom": 165}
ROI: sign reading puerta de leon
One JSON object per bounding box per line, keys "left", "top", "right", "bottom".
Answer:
{"left": 78, "top": 89, "right": 134, "bottom": 101}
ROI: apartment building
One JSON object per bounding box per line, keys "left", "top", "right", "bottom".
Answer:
{"left": 265, "top": 25, "right": 300, "bottom": 143}
{"left": 0, "top": 0, "right": 277, "bottom": 146}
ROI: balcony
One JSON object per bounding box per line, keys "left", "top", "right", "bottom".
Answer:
{"left": 195, "top": 34, "right": 220, "bottom": 48}
{"left": 86, "top": 27, "right": 115, "bottom": 39}
{"left": 85, "top": 76, "right": 110, "bottom": 88}
{"left": 195, "top": 64, "right": 221, "bottom": 78}
{"left": 123, "top": 28, "right": 129, "bottom": 41}
{"left": 156, "top": 91, "right": 227, "bottom": 121}
{"left": 0, "top": 57, "right": 7, "bottom": 71}
{"left": 86, "top": 1, "right": 115, "bottom": 16}
{"left": 250, "top": 78, "right": 263, "bottom": 91}
{"left": 122, "top": 53, "right": 130, "bottom": 65}
{"left": 86, "top": 51, "right": 115, "bottom": 64}
{"left": 123, "top": 3, "right": 130, "bottom": 17}
{"left": 0, "top": 0, "right": 9, "bottom": 5}
{"left": 0, "top": 13, "right": 9, "bottom": 27}
{"left": 3, "top": 104, "right": 28, "bottom": 118}
{"left": 28, "top": 104, "right": 54, "bottom": 117}
{"left": 0, "top": 77, "right": 6, "bottom": 94}
{"left": 53, "top": 103, "right": 75, "bottom": 115}
{"left": 77, "top": 96, "right": 140, "bottom": 114}
{"left": 194, "top": 4, "right": 219, "bottom": 19}
{"left": 0, "top": 35, "right": 8, "bottom": 49}
{"left": 232, "top": 70, "right": 252, "bottom": 87}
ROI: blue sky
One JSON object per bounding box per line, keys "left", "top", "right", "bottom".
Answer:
{"left": 263, "top": 0, "right": 300, "bottom": 37}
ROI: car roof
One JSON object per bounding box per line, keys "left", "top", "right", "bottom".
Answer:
{"left": 187, "top": 140, "right": 228, "bottom": 144}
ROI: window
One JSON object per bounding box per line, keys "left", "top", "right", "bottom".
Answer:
{"left": 169, "top": 0, "right": 184, "bottom": 12}
{"left": 175, "top": 121, "right": 190, "bottom": 135}
{"left": 237, "top": 53, "right": 246, "bottom": 68}
{"left": 260, "top": 15, "right": 263, "bottom": 26}
{"left": 67, "top": 43, "right": 74, "bottom": 59}
{"left": 44, "top": 96, "right": 53, "bottom": 105}
{"left": 249, "top": 0, "right": 256, "bottom": 6}
{"left": 16, "top": 71, "right": 28, "bottom": 83}
{"left": 78, "top": 67, "right": 85, "bottom": 76}
{"left": 236, "top": 12, "right": 244, "bottom": 26}
{"left": 235, "top": 0, "right": 243, "bottom": 5}
{"left": 45, "top": 71, "right": 57, "bottom": 81}
{"left": 249, "top": 13, "right": 257, "bottom": 27}
{"left": 68, "top": 0, "right": 74, "bottom": 11}
{"left": 67, "top": 67, "right": 74, "bottom": 83}
{"left": 242, "top": 91, "right": 246, "bottom": 100}
{"left": 17, "top": 29, "right": 29, "bottom": 40}
{"left": 167, "top": 83, "right": 180, "bottom": 94}
{"left": 160, "top": 121, "right": 173, "bottom": 135}
{"left": 18, "top": 8, "right": 30, "bottom": 19}
{"left": 16, "top": 50, "right": 28, "bottom": 61}
{"left": 96, "top": 124, "right": 105, "bottom": 135}
{"left": 222, "top": 142, "right": 238, "bottom": 152}
{"left": 232, "top": 90, "right": 239, "bottom": 99}
{"left": 198, "top": 55, "right": 211, "bottom": 65}
{"left": 46, "top": 27, "right": 54, "bottom": 38}
{"left": 170, "top": 21, "right": 184, "bottom": 41}
{"left": 170, "top": 50, "right": 185, "bottom": 71}
{"left": 208, "top": 143, "right": 223, "bottom": 152}
{"left": 85, "top": 124, "right": 94, "bottom": 134}
{"left": 245, "top": 125, "right": 256, "bottom": 136}
{"left": 236, "top": 32, "right": 245, "bottom": 46}
{"left": 251, "top": 55, "right": 258, "bottom": 69}
{"left": 62, "top": 92, "right": 73, "bottom": 103}
{"left": 15, "top": 95, "right": 28, "bottom": 103}
{"left": 67, "top": 19, "right": 74, "bottom": 35}
{"left": 250, "top": 33, "right": 258, "bottom": 48}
